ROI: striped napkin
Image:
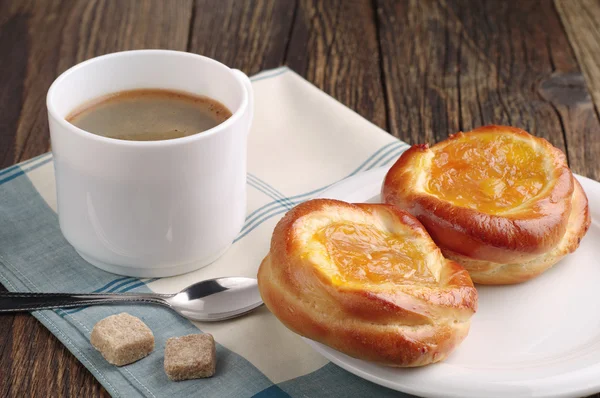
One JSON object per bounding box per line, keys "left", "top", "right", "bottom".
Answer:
{"left": 0, "top": 67, "right": 411, "bottom": 397}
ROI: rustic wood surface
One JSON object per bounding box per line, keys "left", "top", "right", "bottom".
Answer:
{"left": 0, "top": 0, "right": 599, "bottom": 397}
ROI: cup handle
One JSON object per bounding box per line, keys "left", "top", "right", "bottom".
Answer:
{"left": 232, "top": 69, "right": 254, "bottom": 134}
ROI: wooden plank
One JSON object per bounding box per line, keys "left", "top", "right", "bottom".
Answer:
{"left": 0, "top": 0, "right": 192, "bottom": 167}
{"left": 0, "top": 12, "right": 28, "bottom": 170}
{"left": 555, "top": 0, "right": 600, "bottom": 113}
{"left": 188, "top": 0, "right": 296, "bottom": 75}
{"left": 555, "top": 0, "right": 600, "bottom": 180}
{"left": 286, "top": 0, "right": 387, "bottom": 130}
{"left": 0, "top": 285, "right": 14, "bottom": 397}
{"left": 0, "top": 1, "right": 192, "bottom": 397}
{"left": 375, "top": 0, "right": 600, "bottom": 181}
{"left": 9, "top": 312, "right": 107, "bottom": 398}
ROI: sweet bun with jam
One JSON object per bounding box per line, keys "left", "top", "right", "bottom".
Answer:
{"left": 257, "top": 199, "right": 477, "bottom": 367}
{"left": 383, "top": 125, "right": 590, "bottom": 284}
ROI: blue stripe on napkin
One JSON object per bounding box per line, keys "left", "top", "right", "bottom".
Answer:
{"left": 233, "top": 142, "right": 408, "bottom": 242}
{"left": 0, "top": 154, "right": 53, "bottom": 185}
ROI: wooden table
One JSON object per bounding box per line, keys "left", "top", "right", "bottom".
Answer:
{"left": 1, "top": 0, "right": 599, "bottom": 396}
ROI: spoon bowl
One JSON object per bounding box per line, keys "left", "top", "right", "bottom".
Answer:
{"left": 168, "top": 277, "right": 264, "bottom": 321}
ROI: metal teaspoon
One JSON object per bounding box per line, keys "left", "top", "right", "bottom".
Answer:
{"left": 0, "top": 277, "right": 263, "bottom": 322}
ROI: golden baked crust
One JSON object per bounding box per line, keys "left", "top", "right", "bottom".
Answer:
{"left": 443, "top": 179, "right": 590, "bottom": 284}
{"left": 383, "top": 125, "right": 591, "bottom": 284}
{"left": 258, "top": 199, "right": 477, "bottom": 367}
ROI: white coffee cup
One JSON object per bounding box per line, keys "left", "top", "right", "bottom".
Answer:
{"left": 47, "top": 50, "right": 253, "bottom": 277}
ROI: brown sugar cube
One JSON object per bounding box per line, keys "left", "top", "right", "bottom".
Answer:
{"left": 90, "top": 313, "right": 154, "bottom": 366}
{"left": 164, "top": 334, "right": 216, "bottom": 381}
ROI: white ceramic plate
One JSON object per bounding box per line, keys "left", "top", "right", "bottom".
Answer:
{"left": 303, "top": 167, "right": 600, "bottom": 398}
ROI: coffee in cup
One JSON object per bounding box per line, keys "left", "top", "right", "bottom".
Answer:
{"left": 67, "top": 89, "right": 232, "bottom": 142}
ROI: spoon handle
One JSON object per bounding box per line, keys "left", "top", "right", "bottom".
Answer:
{"left": 0, "top": 292, "right": 172, "bottom": 312}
